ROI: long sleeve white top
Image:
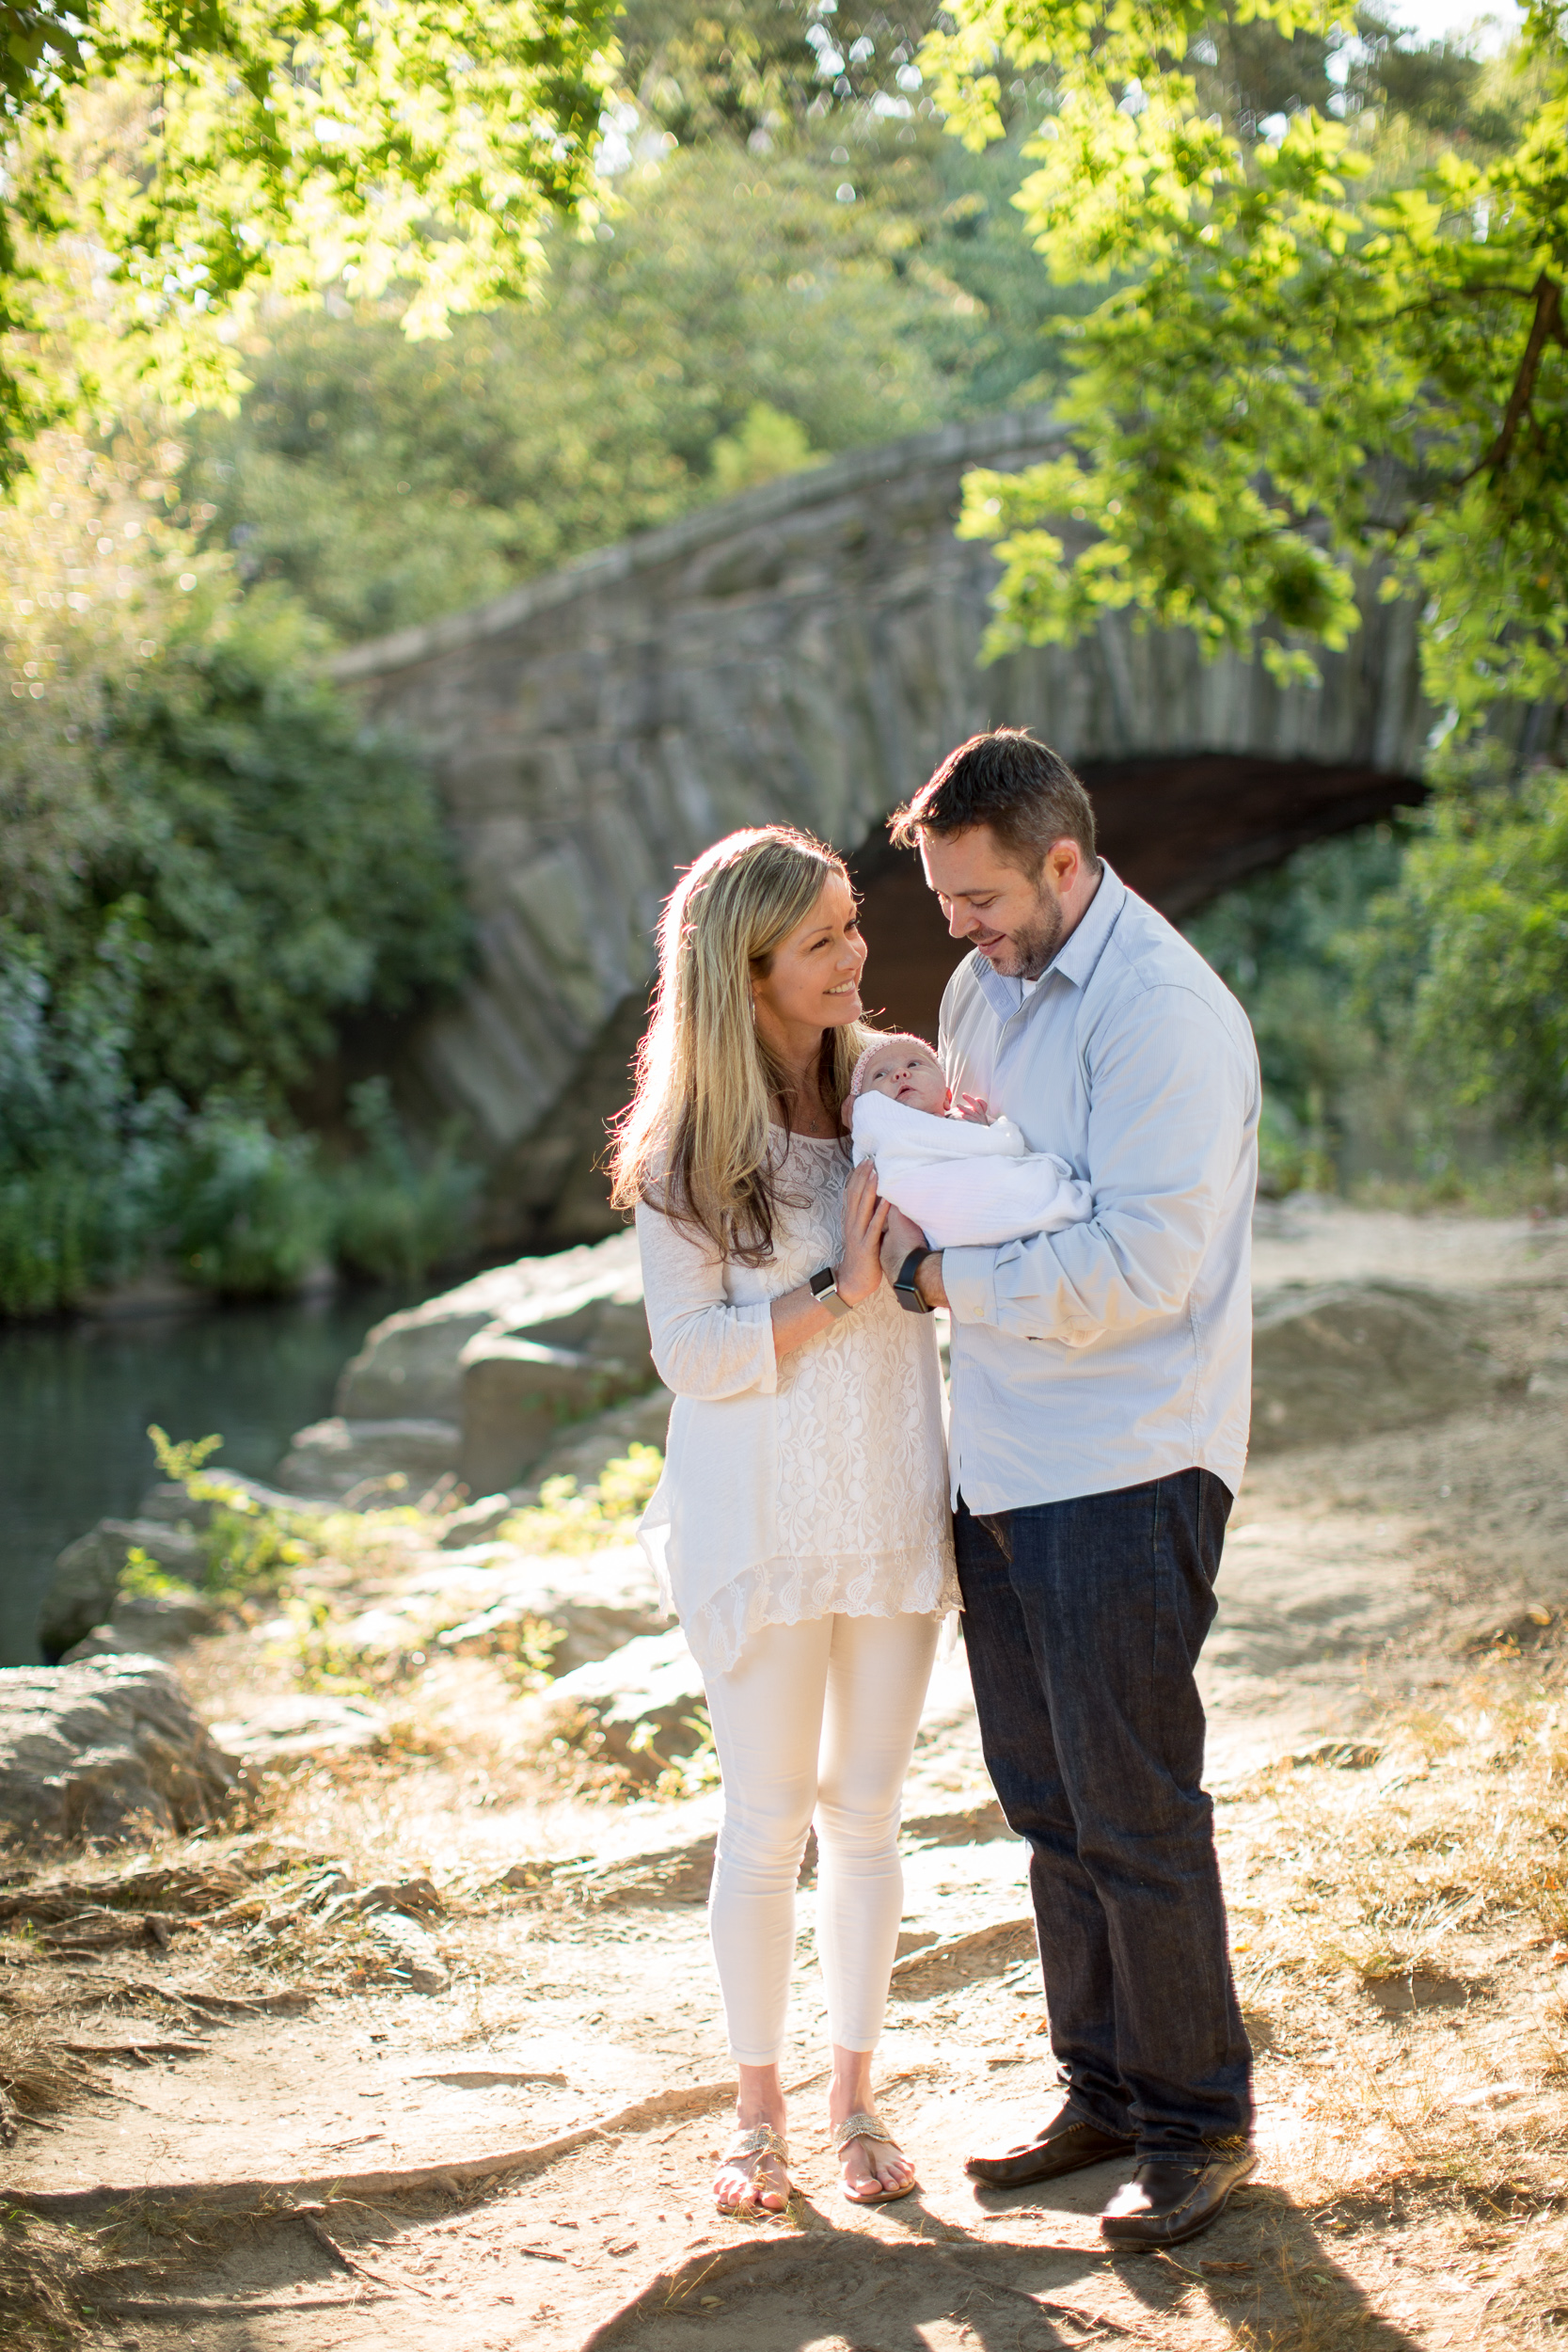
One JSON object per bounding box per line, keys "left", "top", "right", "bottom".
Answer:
{"left": 635, "top": 1129, "right": 957, "bottom": 1676}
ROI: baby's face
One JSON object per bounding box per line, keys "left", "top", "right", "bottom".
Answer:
{"left": 861, "top": 1045, "right": 949, "bottom": 1116}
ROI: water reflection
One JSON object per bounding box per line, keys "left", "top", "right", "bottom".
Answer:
{"left": 0, "top": 1284, "right": 417, "bottom": 1665}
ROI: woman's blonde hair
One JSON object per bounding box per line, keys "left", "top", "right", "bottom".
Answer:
{"left": 610, "top": 826, "right": 871, "bottom": 1263}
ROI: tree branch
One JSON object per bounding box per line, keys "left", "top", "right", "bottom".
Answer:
{"left": 1477, "top": 270, "right": 1563, "bottom": 483}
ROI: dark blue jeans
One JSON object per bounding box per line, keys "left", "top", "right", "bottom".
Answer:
{"left": 955, "top": 1470, "right": 1252, "bottom": 2160}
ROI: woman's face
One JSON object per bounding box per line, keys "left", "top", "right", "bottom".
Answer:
{"left": 752, "top": 873, "right": 867, "bottom": 1044}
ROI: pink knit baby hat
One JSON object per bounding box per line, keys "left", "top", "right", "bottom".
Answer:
{"left": 848, "top": 1032, "right": 942, "bottom": 1100}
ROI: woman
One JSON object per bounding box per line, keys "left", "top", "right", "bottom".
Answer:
{"left": 610, "top": 825, "right": 957, "bottom": 2215}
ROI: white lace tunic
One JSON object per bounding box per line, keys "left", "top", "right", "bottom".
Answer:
{"left": 635, "top": 1130, "right": 958, "bottom": 1677}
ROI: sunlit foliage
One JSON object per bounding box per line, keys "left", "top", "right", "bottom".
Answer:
{"left": 935, "top": 0, "right": 1568, "bottom": 727}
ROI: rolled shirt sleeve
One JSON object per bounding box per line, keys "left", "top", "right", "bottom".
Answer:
{"left": 635, "top": 1199, "right": 779, "bottom": 1399}
{"left": 943, "top": 985, "right": 1253, "bottom": 1348}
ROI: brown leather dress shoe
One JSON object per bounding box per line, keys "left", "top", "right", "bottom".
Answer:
{"left": 965, "top": 2106, "right": 1135, "bottom": 2188}
{"left": 1100, "top": 2150, "right": 1258, "bottom": 2248}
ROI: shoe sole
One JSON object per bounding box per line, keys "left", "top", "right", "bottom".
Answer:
{"left": 967, "top": 2143, "right": 1135, "bottom": 2188}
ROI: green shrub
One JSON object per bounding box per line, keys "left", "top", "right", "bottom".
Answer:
{"left": 0, "top": 1166, "right": 121, "bottom": 1316}
{"left": 1359, "top": 766, "right": 1568, "bottom": 1147}
{"left": 330, "top": 1078, "right": 480, "bottom": 1284}
{"left": 1184, "top": 826, "right": 1407, "bottom": 1192}
{"left": 1, "top": 524, "right": 479, "bottom": 1314}
{"left": 94, "top": 592, "right": 469, "bottom": 1104}
{"left": 165, "top": 1105, "right": 333, "bottom": 1296}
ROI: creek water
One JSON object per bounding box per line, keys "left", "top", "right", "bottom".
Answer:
{"left": 0, "top": 1284, "right": 417, "bottom": 1666}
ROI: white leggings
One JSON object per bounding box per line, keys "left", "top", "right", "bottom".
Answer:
{"left": 703, "top": 1610, "right": 940, "bottom": 2066}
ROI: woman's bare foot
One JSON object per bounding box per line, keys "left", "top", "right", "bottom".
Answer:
{"left": 714, "top": 2064, "right": 789, "bottom": 2216}
{"left": 838, "top": 2125, "right": 916, "bottom": 2203}
{"left": 713, "top": 2137, "right": 789, "bottom": 2215}
{"left": 830, "top": 2044, "right": 916, "bottom": 2204}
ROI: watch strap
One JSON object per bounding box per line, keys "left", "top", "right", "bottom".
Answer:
{"left": 894, "top": 1248, "right": 933, "bottom": 1313}
{"left": 809, "top": 1264, "right": 855, "bottom": 1321}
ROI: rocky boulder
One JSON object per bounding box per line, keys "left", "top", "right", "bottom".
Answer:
{"left": 460, "top": 1338, "right": 629, "bottom": 1496}
{"left": 0, "top": 1658, "right": 236, "bottom": 1846}
{"left": 1252, "top": 1280, "right": 1511, "bottom": 1454}
{"left": 274, "top": 1417, "right": 461, "bottom": 1502}
{"left": 542, "top": 1626, "right": 707, "bottom": 1779}
{"left": 334, "top": 1232, "right": 655, "bottom": 1490}
{"left": 512, "top": 1385, "right": 673, "bottom": 1502}
{"left": 39, "top": 1520, "right": 208, "bottom": 1661}
{"left": 63, "top": 1590, "right": 221, "bottom": 1662}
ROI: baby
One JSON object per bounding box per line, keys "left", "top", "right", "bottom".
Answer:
{"left": 847, "top": 1032, "right": 1093, "bottom": 1251}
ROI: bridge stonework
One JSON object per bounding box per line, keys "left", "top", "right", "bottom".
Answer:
{"left": 335, "top": 407, "right": 1429, "bottom": 1247}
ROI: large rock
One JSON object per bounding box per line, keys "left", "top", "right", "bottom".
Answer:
{"left": 39, "top": 1520, "right": 207, "bottom": 1661}
{"left": 63, "top": 1590, "right": 221, "bottom": 1662}
{"left": 274, "top": 1417, "right": 461, "bottom": 1502}
{"left": 0, "top": 1658, "right": 236, "bottom": 1846}
{"left": 336, "top": 1232, "right": 646, "bottom": 1422}
{"left": 513, "top": 1385, "right": 673, "bottom": 1502}
{"left": 542, "top": 1627, "right": 707, "bottom": 1779}
{"left": 1251, "top": 1281, "right": 1511, "bottom": 1454}
{"left": 460, "top": 1339, "right": 633, "bottom": 1496}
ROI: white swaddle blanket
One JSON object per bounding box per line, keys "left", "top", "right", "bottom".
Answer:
{"left": 849, "top": 1091, "right": 1094, "bottom": 1249}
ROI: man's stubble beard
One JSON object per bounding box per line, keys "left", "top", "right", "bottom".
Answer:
{"left": 987, "top": 879, "right": 1066, "bottom": 980}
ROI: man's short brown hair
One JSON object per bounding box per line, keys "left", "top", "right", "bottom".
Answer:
{"left": 888, "top": 727, "right": 1099, "bottom": 874}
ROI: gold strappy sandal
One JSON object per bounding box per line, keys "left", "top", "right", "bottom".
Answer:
{"left": 835, "top": 2109, "right": 917, "bottom": 2205}
{"left": 715, "top": 2123, "right": 791, "bottom": 2214}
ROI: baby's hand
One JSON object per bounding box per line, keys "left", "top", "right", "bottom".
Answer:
{"left": 955, "top": 1094, "right": 990, "bottom": 1124}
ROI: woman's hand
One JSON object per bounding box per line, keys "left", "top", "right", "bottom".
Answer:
{"left": 835, "top": 1157, "right": 890, "bottom": 1306}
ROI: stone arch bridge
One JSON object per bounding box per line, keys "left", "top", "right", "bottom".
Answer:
{"left": 335, "top": 406, "right": 1430, "bottom": 1249}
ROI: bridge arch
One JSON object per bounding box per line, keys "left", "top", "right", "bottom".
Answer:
{"left": 334, "top": 407, "right": 1429, "bottom": 1248}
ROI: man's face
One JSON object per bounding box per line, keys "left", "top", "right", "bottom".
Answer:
{"left": 860, "top": 1043, "right": 949, "bottom": 1115}
{"left": 919, "top": 826, "right": 1068, "bottom": 980}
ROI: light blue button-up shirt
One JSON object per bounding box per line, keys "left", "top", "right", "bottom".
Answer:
{"left": 938, "top": 862, "right": 1260, "bottom": 1513}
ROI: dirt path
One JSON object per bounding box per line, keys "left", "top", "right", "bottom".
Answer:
{"left": 5, "top": 1205, "right": 1567, "bottom": 2349}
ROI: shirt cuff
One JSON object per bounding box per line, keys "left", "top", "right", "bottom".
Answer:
{"left": 942, "top": 1245, "right": 1000, "bottom": 1327}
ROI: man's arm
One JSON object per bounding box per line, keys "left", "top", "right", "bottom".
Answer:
{"left": 879, "top": 1207, "right": 948, "bottom": 1307}
{"left": 940, "top": 987, "right": 1256, "bottom": 1344}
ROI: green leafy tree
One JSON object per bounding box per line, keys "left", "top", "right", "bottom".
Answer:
{"left": 0, "top": 0, "right": 617, "bottom": 482}
{"left": 97, "top": 588, "right": 468, "bottom": 1101}
{"left": 180, "top": 117, "right": 1100, "bottom": 641}
{"left": 932, "top": 0, "right": 1568, "bottom": 728}
{"left": 1, "top": 437, "right": 475, "bottom": 1309}
{"left": 1355, "top": 767, "right": 1568, "bottom": 1144}
{"left": 613, "top": 0, "right": 944, "bottom": 146}
{"left": 1183, "top": 822, "right": 1405, "bottom": 1190}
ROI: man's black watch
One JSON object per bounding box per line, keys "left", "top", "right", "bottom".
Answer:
{"left": 894, "top": 1248, "right": 934, "bottom": 1314}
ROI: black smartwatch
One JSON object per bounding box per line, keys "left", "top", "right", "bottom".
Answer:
{"left": 894, "top": 1248, "right": 934, "bottom": 1313}
{"left": 808, "top": 1264, "right": 855, "bottom": 1321}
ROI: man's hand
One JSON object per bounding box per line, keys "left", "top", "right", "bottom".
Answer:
{"left": 880, "top": 1205, "right": 949, "bottom": 1311}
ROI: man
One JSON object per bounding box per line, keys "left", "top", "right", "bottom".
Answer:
{"left": 879, "top": 728, "right": 1259, "bottom": 2249}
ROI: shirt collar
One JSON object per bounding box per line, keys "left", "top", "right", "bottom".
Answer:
{"left": 966, "top": 861, "right": 1128, "bottom": 1021}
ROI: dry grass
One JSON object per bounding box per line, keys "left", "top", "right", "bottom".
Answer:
{"left": 1206, "top": 1656, "right": 1568, "bottom": 2348}
{"left": 0, "top": 2206, "right": 96, "bottom": 2348}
